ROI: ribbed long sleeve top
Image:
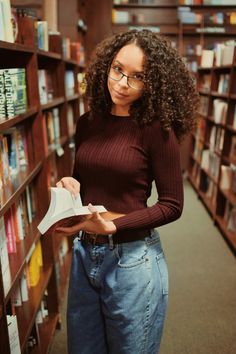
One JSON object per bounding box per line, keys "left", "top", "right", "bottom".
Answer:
{"left": 72, "top": 111, "right": 183, "bottom": 232}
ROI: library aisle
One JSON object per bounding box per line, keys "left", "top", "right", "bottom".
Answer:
{"left": 50, "top": 180, "right": 236, "bottom": 354}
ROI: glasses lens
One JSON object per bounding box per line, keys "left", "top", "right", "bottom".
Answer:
{"left": 128, "top": 78, "right": 143, "bottom": 90}
{"left": 109, "top": 67, "right": 123, "bottom": 81}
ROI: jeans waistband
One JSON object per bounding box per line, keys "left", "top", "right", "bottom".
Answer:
{"left": 81, "top": 229, "right": 151, "bottom": 248}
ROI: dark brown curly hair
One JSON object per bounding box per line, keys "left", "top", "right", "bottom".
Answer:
{"left": 85, "top": 29, "right": 199, "bottom": 141}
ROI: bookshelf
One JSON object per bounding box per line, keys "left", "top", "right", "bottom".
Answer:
{"left": 188, "top": 44, "right": 236, "bottom": 253}
{"left": 112, "top": 0, "right": 179, "bottom": 48}
{"left": 178, "top": 2, "right": 236, "bottom": 74}
{"left": 0, "top": 4, "right": 83, "bottom": 353}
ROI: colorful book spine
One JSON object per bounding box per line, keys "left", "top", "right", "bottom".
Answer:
{"left": 0, "top": 69, "right": 6, "bottom": 119}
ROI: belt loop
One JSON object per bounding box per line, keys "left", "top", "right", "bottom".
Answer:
{"left": 108, "top": 234, "right": 114, "bottom": 250}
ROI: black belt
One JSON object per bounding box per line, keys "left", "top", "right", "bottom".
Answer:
{"left": 81, "top": 229, "right": 151, "bottom": 246}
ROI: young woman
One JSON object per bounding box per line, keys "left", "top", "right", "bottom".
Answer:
{"left": 56, "top": 29, "right": 198, "bottom": 354}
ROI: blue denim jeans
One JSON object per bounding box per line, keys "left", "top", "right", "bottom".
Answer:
{"left": 67, "top": 230, "right": 168, "bottom": 354}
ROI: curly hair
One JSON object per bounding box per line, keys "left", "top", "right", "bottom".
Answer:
{"left": 85, "top": 29, "right": 199, "bottom": 141}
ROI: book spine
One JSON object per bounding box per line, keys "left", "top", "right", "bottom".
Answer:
{"left": 0, "top": 69, "right": 6, "bottom": 119}
{"left": 4, "top": 69, "right": 16, "bottom": 118}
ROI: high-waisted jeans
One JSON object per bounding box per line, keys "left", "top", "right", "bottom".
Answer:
{"left": 67, "top": 229, "right": 168, "bottom": 354}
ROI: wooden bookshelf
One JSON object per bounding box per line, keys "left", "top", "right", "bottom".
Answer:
{"left": 0, "top": 4, "right": 83, "bottom": 353}
{"left": 188, "top": 45, "right": 236, "bottom": 254}
{"left": 111, "top": 0, "right": 179, "bottom": 46}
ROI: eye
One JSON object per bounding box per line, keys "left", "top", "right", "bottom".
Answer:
{"left": 132, "top": 73, "right": 144, "bottom": 81}
{"left": 112, "top": 65, "right": 122, "bottom": 73}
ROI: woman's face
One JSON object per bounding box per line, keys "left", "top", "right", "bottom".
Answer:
{"left": 107, "top": 43, "right": 145, "bottom": 116}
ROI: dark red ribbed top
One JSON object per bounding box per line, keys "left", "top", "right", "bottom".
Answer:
{"left": 72, "top": 112, "right": 183, "bottom": 232}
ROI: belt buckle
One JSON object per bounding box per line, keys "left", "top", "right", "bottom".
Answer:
{"left": 90, "top": 233, "right": 98, "bottom": 246}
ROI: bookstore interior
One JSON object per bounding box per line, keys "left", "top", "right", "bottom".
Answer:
{"left": 1, "top": 0, "right": 236, "bottom": 353}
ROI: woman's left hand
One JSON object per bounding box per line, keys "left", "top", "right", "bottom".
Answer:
{"left": 55, "top": 204, "right": 117, "bottom": 236}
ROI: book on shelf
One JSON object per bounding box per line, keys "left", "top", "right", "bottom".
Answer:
{"left": 200, "top": 50, "right": 214, "bottom": 68}
{"left": 65, "top": 70, "right": 75, "bottom": 97}
{"left": 67, "top": 104, "right": 75, "bottom": 136}
{"left": 0, "top": 217, "right": 11, "bottom": 296}
{"left": 0, "top": 0, "right": 14, "bottom": 43}
{"left": 112, "top": 9, "right": 130, "bottom": 24}
{"left": 199, "top": 74, "right": 211, "bottom": 93}
{"left": 38, "top": 69, "right": 54, "bottom": 104}
{"left": 37, "top": 187, "right": 107, "bottom": 235}
{"left": 220, "top": 165, "right": 233, "bottom": 190}
{"left": 232, "top": 104, "right": 236, "bottom": 130}
{"left": 212, "top": 99, "right": 227, "bottom": 124}
{"left": 0, "top": 70, "right": 6, "bottom": 119}
{"left": 4, "top": 209, "right": 17, "bottom": 254}
{"left": 0, "top": 68, "right": 27, "bottom": 119}
{"left": 28, "top": 240, "right": 43, "bottom": 287}
{"left": 44, "top": 109, "right": 61, "bottom": 145}
{"left": 178, "top": 7, "right": 202, "bottom": 24}
{"left": 218, "top": 74, "right": 230, "bottom": 94}
{"left": 36, "top": 21, "right": 48, "bottom": 51}
{"left": 199, "top": 95, "right": 209, "bottom": 116}
{"left": 3, "top": 126, "right": 28, "bottom": 176}
{"left": 229, "top": 136, "right": 236, "bottom": 164}
{"left": 227, "top": 206, "right": 236, "bottom": 233}
{"left": 7, "top": 315, "right": 21, "bottom": 354}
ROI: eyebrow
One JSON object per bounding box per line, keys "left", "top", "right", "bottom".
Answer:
{"left": 113, "top": 60, "right": 144, "bottom": 74}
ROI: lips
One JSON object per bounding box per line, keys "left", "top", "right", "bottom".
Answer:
{"left": 113, "top": 90, "right": 128, "bottom": 99}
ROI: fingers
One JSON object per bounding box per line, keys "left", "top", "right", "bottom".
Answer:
{"left": 56, "top": 177, "right": 80, "bottom": 196}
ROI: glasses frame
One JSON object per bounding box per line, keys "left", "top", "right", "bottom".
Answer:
{"left": 107, "top": 66, "right": 144, "bottom": 91}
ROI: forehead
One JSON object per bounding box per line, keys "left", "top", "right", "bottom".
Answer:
{"left": 113, "top": 43, "right": 145, "bottom": 71}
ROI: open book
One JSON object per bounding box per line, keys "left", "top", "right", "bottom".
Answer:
{"left": 37, "top": 187, "right": 107, "bottom": 235}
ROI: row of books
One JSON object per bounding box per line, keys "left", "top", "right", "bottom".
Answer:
{"left": 200, "top": 41, "right": 235, "bottom": 68}
{"left": 0, "top": 68, "right": 27, "bottom": 120}
{"left": 38, "top": 69, "right": 77, "bottom": 105}
{"left": 6, "top": 241, "right": 46, "bottom": 354}
{"left": 201, "top": 149, "right": 221, "bottom": 180}
{"left": 191, "top": 155, "right": 236, "bottom": 234}
{"left": 199, "top": 96, "right": 236, "bottom": 128}
{"left": 0, "top": 191, "right": 37, "bottom": 298}
{"left": 0, "top": 125, "right": 28, "bottom": 188}
{"left": 44, "top": 109, "right": 61, "bottom": 146}
{"left": 179, "top": 7, "right": 236, "bottom": 25}
{"left": 4, "top": 184, "right": 35, "bottom": 249}
{"left": 114, "top": 0, "right": 156, "bottom": 4}
{"left": 193, "top": 126, "right": 236, "bottom": 165}
{"left": 209, "top": 125, "right": 225, "bottom": 153}
{"left": 199, "top": 73, "right": 230, "bottom": 94}
{"left": 0, "top": 0, "right": 85, "bottom": 67}
{"left": 217, "top": 74, "right": 230, "bottom": 93}
{"left": 180, "top": 0, "right": 236, "bottom": 4}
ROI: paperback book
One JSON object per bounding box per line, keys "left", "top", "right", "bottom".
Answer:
{"left": 37, "top": 187, "right": 107, "bottom": 234}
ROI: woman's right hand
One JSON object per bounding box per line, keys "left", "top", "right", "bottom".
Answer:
{"left": 56, "top": 177, "right": 80, "bottom": 196}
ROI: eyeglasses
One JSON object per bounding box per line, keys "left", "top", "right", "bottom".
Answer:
{"left": 108, "top": 66, "right": 144, "bottom": 91}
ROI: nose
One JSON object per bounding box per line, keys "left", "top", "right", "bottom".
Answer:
{"left": 118, "top": 74, "right": 129, "bottom": 88}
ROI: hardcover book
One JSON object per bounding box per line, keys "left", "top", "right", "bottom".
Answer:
{"left": 37, "top": 187, "right": 107, "bottom": 234}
